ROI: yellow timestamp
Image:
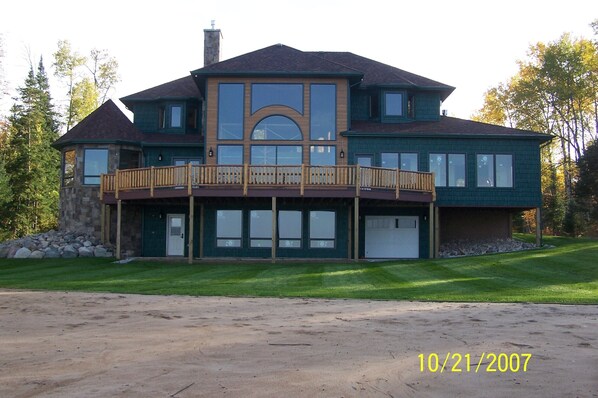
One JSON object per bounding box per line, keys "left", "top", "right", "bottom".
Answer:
{"left": 418, "top": 352, "right": 532, "bottom": 373}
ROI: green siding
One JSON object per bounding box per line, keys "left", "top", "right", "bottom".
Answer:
{"left": 348, "top": 136, "right": 543, "bottom": 208}
{"left": 142, "top": 205, "right": 201, "bottom": 257}
{"left": 132, "top": 103, "right": 158, "bottom": 132}
{"left": 132, "top": 100, "right": 201, "bottom": 135}
{"left": 414, "top": 93, "right": 440, "bottom": 121}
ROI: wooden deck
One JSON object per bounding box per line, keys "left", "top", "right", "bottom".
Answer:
{"left": 100, "top": 164, "right": 435, "bottom": 202}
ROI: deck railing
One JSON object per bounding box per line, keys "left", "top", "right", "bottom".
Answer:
{"left": 100, "top": 164, "right": 435, "bottom": 200}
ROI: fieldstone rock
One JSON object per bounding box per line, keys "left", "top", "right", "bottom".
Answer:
{"left": 83, "top": 240, "right": 93, "bottom": 247}
{"left": 0, "top": 244, "right": 9, "bottom": 258}
{"left": 7, "top": 245, "right": 21, "bottom": 258}
{"left": 44, "top": 247, "right": 61, "bottom": 258}
{"left": 62, "top": 245, "right": 78, "bottom": 258}
{"left": 14, "top": 247, "right": 32, "bottom": 259}
{"left": 29, "top": 250, "right": 45, "bottom": 259}
{"left": 78, "top": 247, "right": 94, "bottom": 257}
{"left": 94, "top": 247, "right": 112, "bottom": 258}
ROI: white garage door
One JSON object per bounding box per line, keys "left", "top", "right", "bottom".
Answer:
{"left": 365, "top": 216, "right": 419, "bottom": 259}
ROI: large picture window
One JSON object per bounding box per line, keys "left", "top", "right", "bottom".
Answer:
{"left": 62, "top": 150, "right": 75, "bottom": 187}
{"left": 278, "top": 211, "right": 302, "bottom": 248}
{"left": 83, "top": 149, "right": 108, "bottom": 185}
{"left": 217, "top": 145, "right": 243, "bottom": 165}
{"left": 310, "top": 84, "right": 336, "bottom": 140}
{"left": 477, "top": 154, "right": 513, "bottom": 187}
{"left": 309, "top": 211, "right": 335, "bottom": 248}
{"left": 251, "top": 84, "right": 303, "bottom": 114}
{"left": 251, "top": 116, "right": 302, "bottom": 140}
{"left": 251, "top": 145, "right": 302, "bottom": 165}
{"left": 310, "top": 145, "right": 336, "bottom": 166}
{"left": 250, "top": 210, "right": 272, "bottom": 248}
{"left": 216, "top": 210, "right": 242, "bottom": 247}
{"left": 218, "top": 84, "right": 244, "bottom": 140}
{"left": 429, "top": 154, "right": 446, "bottom": 187}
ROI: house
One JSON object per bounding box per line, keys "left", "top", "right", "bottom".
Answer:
{"left": 52, "top": 28, "right": 551, "bottom": 261}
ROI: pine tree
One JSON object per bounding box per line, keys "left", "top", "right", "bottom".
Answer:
{"left": 2, "top": 57, "right": 60, "bottom": 238}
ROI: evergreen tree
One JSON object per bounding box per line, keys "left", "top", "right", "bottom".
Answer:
{"left": 2, "top": 57, "right": 60, "bottom": 238}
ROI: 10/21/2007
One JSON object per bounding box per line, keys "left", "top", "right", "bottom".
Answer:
{"left": 418, "top": 352, "right": 532, "bottom": 373}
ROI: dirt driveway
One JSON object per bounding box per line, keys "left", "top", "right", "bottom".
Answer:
{"left": 0, "top": 290, "right": 596, "bottom": 397}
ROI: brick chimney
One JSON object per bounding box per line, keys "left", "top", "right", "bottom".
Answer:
{"left": 204, "top": 20, "right": 221, "bottom": 66}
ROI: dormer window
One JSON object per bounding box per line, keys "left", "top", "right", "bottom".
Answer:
{"left": 384, "top": 92, "right": 404, "bottom": 117}
{"left": 170, "top": 105, "right": 182, "bottom": 128}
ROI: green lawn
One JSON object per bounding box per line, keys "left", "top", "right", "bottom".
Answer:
{"left": 0, "top": 235, "right": 596, "bottom": 304}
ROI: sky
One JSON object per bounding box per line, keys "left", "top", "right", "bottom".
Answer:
{"left": 1, "top": 0, "right": 597, "bottom": 124}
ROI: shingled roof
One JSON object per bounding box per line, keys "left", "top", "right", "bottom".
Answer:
{"left": 192, "top": 44, "right": 362, "bottom": 77}
{"left": 52, "top": 100, "right": 143, "bottom": 148}
{"left": 347, "top": 117, "right": 552, "bottom": 140}
{"left": 120, "top": 75, "right": 201, "bottom": 108}
{"left": 52, "top": 100, "right": 204, "bottom": 149}
{"left": 312, "top": 52, "right": 455, "bottom": 99}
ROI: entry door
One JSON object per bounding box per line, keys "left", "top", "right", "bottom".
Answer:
{"left": 166, "top": 214, "right": 185, "bottom": 256}
{"left": 365, "top": 216, "right": 419, "bottom": 258}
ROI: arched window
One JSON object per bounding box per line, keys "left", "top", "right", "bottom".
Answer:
{"left": 251, "top": 116, "right": 302, "bottom": 140}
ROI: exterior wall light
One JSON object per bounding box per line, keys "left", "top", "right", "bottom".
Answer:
{"left": 339, "top": 149, "right": 345, "bottom": 159}
{"left": 208, "top": 147, "right": 214, "bottom": 157}
{"left": 158, "top": 153, "right": 163, "bottom": 161}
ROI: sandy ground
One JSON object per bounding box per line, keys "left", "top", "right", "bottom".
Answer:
{"left": 0, "top": 290, "right": 597, "bottom": 398}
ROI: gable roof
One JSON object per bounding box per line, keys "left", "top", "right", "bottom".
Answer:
{"left": 52, "top": 100, "right": 143, "bottom": 148}
{"left": 191, "top": 44, "right": 363, "bottom": 77}
{"left": 120, "top": 75, "right": 201, "bottom": 108}
{"left": 347, "top": 117, "right": 552, "bottom": 141}
{"left": 312, "top": 52, "right": 455, "bottom": 99}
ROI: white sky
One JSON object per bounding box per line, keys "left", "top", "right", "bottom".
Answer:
{"left": 2, "top": 0, "right": 597, "bottom": 123}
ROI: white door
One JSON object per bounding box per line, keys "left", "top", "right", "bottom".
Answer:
{"left": 365, "top": 216, "right": 419, "bottom": 258}
{"left": 166, "top": 214, "right": 185, "bottom": 256}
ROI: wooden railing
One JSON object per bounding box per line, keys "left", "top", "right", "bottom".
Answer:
{"left": 100, "top": 164, "right": 435, "bottom": 200}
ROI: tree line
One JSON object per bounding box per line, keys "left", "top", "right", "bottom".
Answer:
{"left": 474, "top": 21, "right": 598, "bottom": 236}
{"left": 0, "top": 39, "right": 119, "bottom": 240}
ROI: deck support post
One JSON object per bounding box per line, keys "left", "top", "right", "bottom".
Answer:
{"left": 105, "top": 205, "right": 111, "bottom": 244}
{"left": 116, "top": 200, "right": 122, "bottom": 260}
{"left": 100, "top": 204, "right": 106, "bottom": 245}
{"left": 272, "top": 196, "right": 277, "bottom": 263}
{"left": 353, "top": 197, "right": 359, "bottom": 261}
{"left": 347, "top": 202, "right": 352, "bottom": 260}
{"left": 535, "top": 207, "right": 542, "bottom": 247}
{"left": 429, "top": 203, "right": 434, "bottom": 259}
{"left": 199, "top": 203, "right": 204, "bottom": 259}
{"left": 188, "top": 195, "right": 194, "bottom": 264}
{"left": 434, "top": 206, "right": 440, "bottom": 258}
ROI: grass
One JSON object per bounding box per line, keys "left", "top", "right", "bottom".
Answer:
{"left": 0, "top": 235, "right": 596, "bottom": 304}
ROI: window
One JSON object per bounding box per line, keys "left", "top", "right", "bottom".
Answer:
{"left": 251, "top": 146, "right": 302, "bottom": 165}
{"left": 279, "top": 211, "right": 302, "bottom": 248}
{"left": 496, "top": 155, "right": 513, "bottom": 187}
{"left": 187, "top": 106, "right": 198, "bottom": 129}
{"left": 310, "top": 145, "right": 336, "bottom": 166}
{"left": 217, "top": 145, "right": 243, "bottom": 165}
{"left": 369, "top": 92, "right": 379, "bottom": 119}
{"left": 251, "top": 116, "right": 302, "bottom": 140}
{"left": 158, "top": 107, "right": 165, "bottom": 129}
{"left": 310, "top": 84, "right": 336, "bottom": 140}
{"left": 430, "top": 153, "right": 465, "bottom": 187}
{"left": 356, "top": 155, "right": 372, "bottom": 167}
{"left": 216, "top": 210, "right": 242, "bottom": 247}
{"left": 384, "top": 92, "right": 403, "bottom": 116}
{"left": 218, "top": 84, "right": 244, "bottom": 140}
{"left": 448, "top": 154, "right": 466, "bottom": 187}
{"left": 250, "top": 210, "right": 272, "bottom": 248}
{"left": 174, "top": 158, "right": 202, "bottom": 166}
{"left": 381, "top": 153, "right": 419, "bottom": 171}
{"left": 119, "top": 150, "right": 140, "bottom": 170}
{"left": 170, "top": 105, "right": 182, "bottom": 128}
{"left": 62, "top": 150, "right": 75, "bottom": 187}
{"left": 477, "top": 154, "right": 513, "bottom": 187}
{"left": 309, "top": 211, "right": 335, "bottom": 248}
{"left": 429, "top": 154, "right": 446, "bottom": 187}
{"left": 251, "top": 84, "right": 303, "bottom": 114}
{"left": 83, "top": 149, "right": 108, "bottom": 185}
